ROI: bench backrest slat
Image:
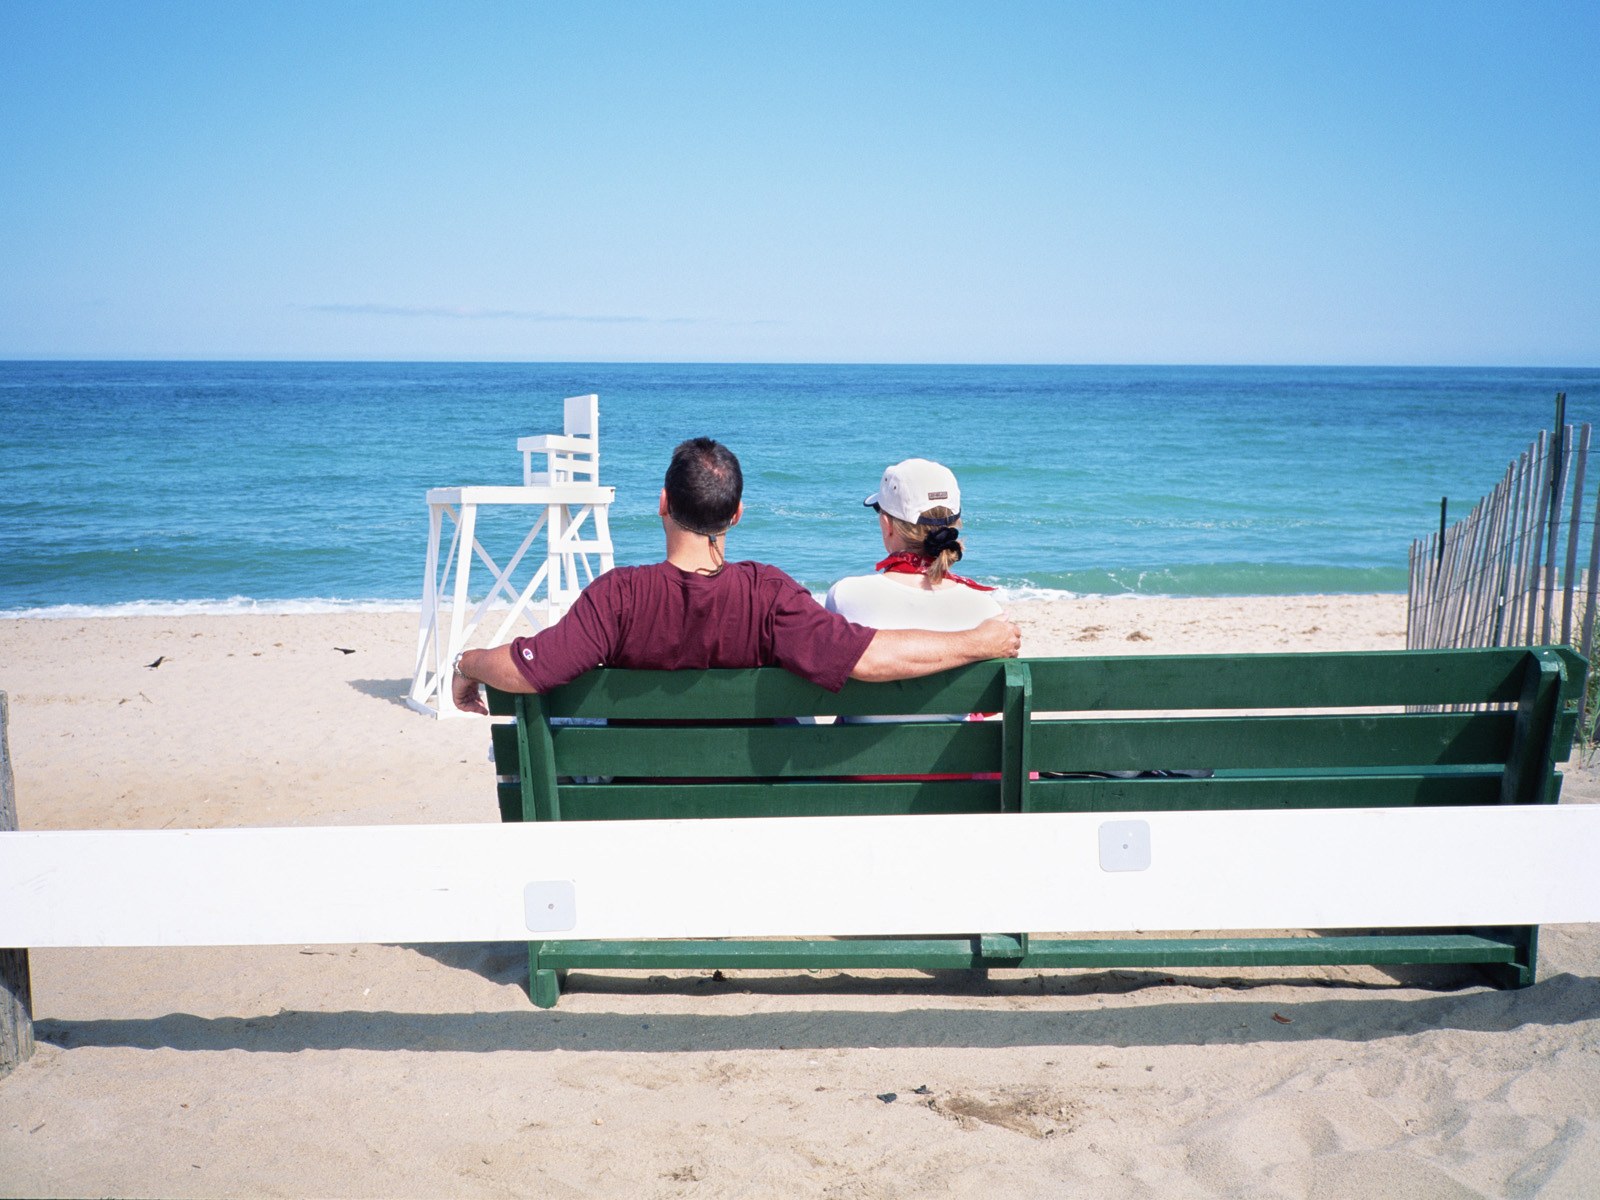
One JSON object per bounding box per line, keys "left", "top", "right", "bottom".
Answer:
{"left": 548, "top": 720, "right": 1000, "bottom": 778}
{"left": 552, "top": 779, "right": 1002, "bottom": 820}
{"left": 1026, "top": 771, "right": 1508, "bottom": 813}
{"left": 1025, "top": 648, "right": 1549, "bottom": 710}
{"left": 488, "top": 647, "right": 1582, "bottom": 721}
{"left": 526, "top": 663, "right": 1006, "bottom": 720}
{"left": 1029, "top": 712, "right": 1516, "bottom": 772}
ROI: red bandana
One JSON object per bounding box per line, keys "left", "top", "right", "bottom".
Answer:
{"left": 874, "top": 551, "right": 997, "bottom": 592}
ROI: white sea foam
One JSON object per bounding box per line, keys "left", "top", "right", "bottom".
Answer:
{"left": 805, "top": 584, "right": 1096, "bottom": 605}
{"left": 992, "top": 585, "right": 1119, "bottom": 603}
{"left": 0, "top": 596, "right": 419, "bottom": 620}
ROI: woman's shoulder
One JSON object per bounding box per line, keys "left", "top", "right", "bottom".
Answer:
{"left": 827, "top": 572, "right": 883, "bottom": 592}
{"left": 827, "top": 571, "right": 1001, "bottom": 629}
{"left": 824, "top": 573, "right": 891, "bottom": 610}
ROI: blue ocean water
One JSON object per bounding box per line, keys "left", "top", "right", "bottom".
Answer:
{"left": 1, "top": 361, "right": 1595, "bottom": 615}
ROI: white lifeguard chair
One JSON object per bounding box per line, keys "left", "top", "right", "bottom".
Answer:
{"left": 521, "top": 393, "right": 601, "bottom": 488}
{"left": 408, "top": 394, "right": 615, "bottom": 718}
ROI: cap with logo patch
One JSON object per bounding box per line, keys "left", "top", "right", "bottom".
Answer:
{"left": 864, "top": 458, "right": 962, "bottom": 526}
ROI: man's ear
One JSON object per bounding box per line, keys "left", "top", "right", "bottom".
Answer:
{"left": 658, "top": 488, "right": 670, "bottom": 517}
{"left": 729, "top": 502, "right": 744, "bottom": 528}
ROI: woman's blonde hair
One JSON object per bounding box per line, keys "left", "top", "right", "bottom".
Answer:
{"left": 884, "top": 505, "right": 962, "bottom": 585}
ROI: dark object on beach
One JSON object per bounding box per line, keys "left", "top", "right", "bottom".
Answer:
{"left": 334, "top": 647, "right": 356, "bottom": 655}
{"left": 912, "top": 1085, "right": 932, "bottom": 1095}
{"left": 711, "top": 969, "right": 726, "bottom": 982}
{"left": 1272, "top": 1012, "right": 1292, "bottom": 1024}
{"left": 145, "top": 656, "right": 165, "bottom": 669}
{"left": 877, "top": 1093, "right": 897, "bottom": 1104}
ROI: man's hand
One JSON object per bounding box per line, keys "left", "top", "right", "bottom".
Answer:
{"left": 452, "top": 662, "right": 488, "bottom": 716}
{"left": 973, "top": 614, "right": 1022, "bottom": 660}
{"left": 449, "top": 645, "right": 542, "bottom": 715}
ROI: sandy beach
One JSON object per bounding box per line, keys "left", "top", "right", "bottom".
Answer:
{"left": 2, "top": 594, "right": 1599, "bottom": 1198}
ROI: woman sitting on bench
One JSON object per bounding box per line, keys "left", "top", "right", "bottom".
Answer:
{"left": 826, "top": 459, "right": 1001, "bottom": 752}
{"left": 826, "top": 457, "right": 1001, "bottom": 660}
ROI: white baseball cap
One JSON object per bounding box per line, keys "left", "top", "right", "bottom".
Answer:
{"left": 864, "top": 458, "right": 962, "bottom": 525}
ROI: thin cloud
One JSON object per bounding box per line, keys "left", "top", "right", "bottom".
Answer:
{"left": 299, "top": 302, "right": 691, "bottom": 325}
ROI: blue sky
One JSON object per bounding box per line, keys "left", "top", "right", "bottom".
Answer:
{"left": 2, "top": 2, "right": 1596, "bottom": 365}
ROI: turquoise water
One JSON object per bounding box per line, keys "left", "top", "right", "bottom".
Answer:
{"left": 1, "top": 361, "right": 1594, "bottom": 614}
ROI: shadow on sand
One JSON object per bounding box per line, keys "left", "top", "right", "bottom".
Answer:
{"left": 348, "top": 677, "right": 414, "bottom": 709}
{"left": 33, "top": 971, "right": 1599, "bottom": 1056}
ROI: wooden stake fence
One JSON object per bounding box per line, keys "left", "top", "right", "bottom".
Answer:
{"left": 1407, "top": 395, "right": 1597, "bottom": 725}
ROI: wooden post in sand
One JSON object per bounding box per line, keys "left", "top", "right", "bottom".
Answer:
{"left": 0, "top": 692, "right": 35, "bottom": 1078}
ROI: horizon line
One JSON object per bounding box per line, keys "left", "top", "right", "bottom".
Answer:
{"left": 3, "top": 356, "right": 1599, "bottom": 372}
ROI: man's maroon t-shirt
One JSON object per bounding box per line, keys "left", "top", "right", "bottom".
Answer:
{"left": 509, "top": 560, "right": 876, "bottom": 694}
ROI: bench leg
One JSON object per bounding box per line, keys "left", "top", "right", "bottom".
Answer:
{"left": 1480, "top": 925, "right": 1539, "bottom": 989}
{"left": 531, "top": 968, "right": 562, "bottom": 1008}
{"left": 527, "top": 942, "right": 569, "bottom": 1008}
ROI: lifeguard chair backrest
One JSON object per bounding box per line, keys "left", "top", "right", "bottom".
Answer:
{"left": 520, "top": 393, "right": 600, "bottom": 487}
{"left": 563, "top": 393, "right": 598, "bottom": 442}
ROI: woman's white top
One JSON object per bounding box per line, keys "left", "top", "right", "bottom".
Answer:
{"left": 824, "top": 573, "right": 1004, "bottom": 725}
{"left": 824, "top": 572, "right": 1003, "bottom": 631}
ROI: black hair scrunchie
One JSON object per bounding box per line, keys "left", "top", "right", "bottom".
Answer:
{"left": 923, "top": 525, "right": 963, "bottom": 560}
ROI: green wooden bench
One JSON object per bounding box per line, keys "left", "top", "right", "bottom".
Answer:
{"left": 487, "top": 645, "right": 1586, "bottom": 1007}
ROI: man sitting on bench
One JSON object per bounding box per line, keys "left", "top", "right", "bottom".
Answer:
{"left": 452, "top": 437, "right": 1021, "bottom": 713}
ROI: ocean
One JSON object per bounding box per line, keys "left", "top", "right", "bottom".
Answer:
{"left": 1, "top": 361, "right": 1595, "bottom": 617}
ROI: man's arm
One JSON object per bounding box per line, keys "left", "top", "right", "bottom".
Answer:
{"left": 451, "top": 646, "right": 539, "bottom": 716}
{"left": 848, "top": 615, "right": 1022, "bottom": 683}
{"left": 452, "top": 574, "right": 622, "bottom": 714}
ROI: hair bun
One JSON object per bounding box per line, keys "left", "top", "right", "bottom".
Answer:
{"left": 923, "top": 525, "right": 962, "bottom": 557}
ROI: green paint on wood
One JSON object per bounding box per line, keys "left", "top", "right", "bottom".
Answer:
{"left": 530, "top": 933, "right": 1520, "bottom": 973}
{"left": 1027, "top": 712, "right": 1516, "bottom": 773}
{"left": 1026, "top": 772, "right": 1504, "bottom": 812}
{"left": 1001, "top": 661, "right": 1033, "bottom": 814}
{"left": 550, "top": 720, "right": 1001, "bottom": 778}
{"left": 557, "top": 780, "right": 1002, "bottom": 820}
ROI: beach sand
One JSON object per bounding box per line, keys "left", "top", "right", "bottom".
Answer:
{"left": 2, "top": 596, "right": 1598, "bottom": 1198}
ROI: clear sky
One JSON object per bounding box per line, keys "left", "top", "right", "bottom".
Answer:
{"left": 2, "top": 1, "right": 1596, "bottom": 365}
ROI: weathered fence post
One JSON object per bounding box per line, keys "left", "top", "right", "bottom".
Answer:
{"left": 0, "top": 692, "right": 35, "bottom": 1079}
{"left": 1560, "top": 423, "right": 1590, "bottom": 644}
{"left": 1540, "top": 396, "right": 1569, "bottom": 645}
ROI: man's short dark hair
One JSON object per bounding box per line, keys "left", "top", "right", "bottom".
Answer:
{"left": 665, "top": 437, "right": 743, "bottom": 536}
